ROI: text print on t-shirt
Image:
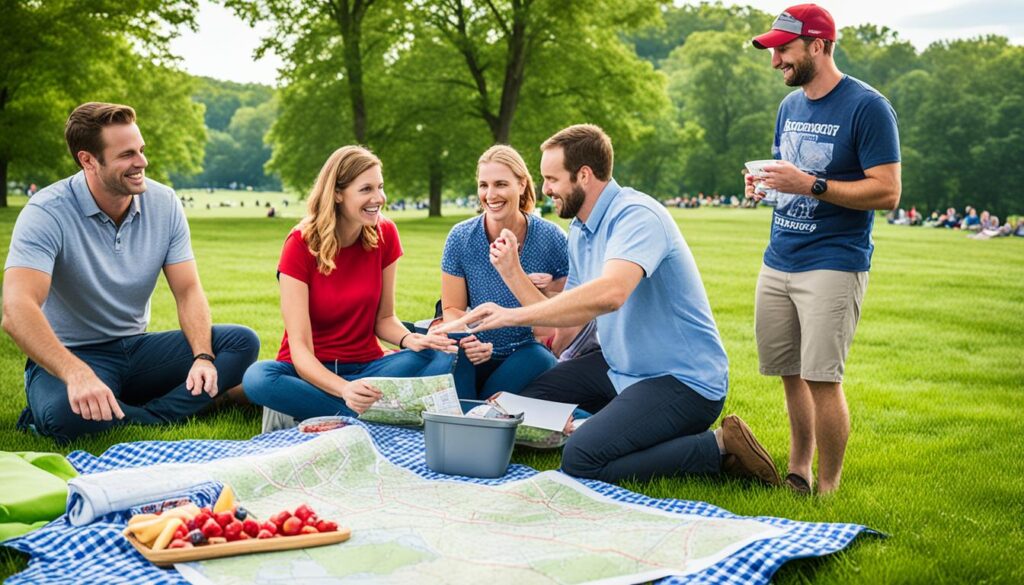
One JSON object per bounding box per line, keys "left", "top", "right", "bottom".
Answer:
{"left": 772, "top": 122, "right": 837, "bottom": 231}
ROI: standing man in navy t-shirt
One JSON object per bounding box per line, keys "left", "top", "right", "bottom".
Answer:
{"left": 745, "top": 4, "right": 901, "bottom": 494}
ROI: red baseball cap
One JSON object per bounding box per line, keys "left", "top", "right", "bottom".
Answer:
{"left": 752, "top": 4, "right": 836, "bottom": 50}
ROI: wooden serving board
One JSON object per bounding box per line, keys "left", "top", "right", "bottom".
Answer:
{"left": 126, "top": 527, "right": 352, "bottom": 568}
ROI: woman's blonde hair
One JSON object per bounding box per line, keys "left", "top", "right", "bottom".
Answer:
{"left": 478, "top": 144, "right": 536, "bottom": 213}
{"left": 299, "top": 146, "right": 382, "bottom": 275}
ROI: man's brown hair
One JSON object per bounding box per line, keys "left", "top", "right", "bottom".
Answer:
{"left": 65, "top": 102, "right": 137, "bottom": 168}
{"left": 541, "top": 124, "right": 614, "bottom": 182}
{"left": 800, "top": 36, "right": 834, "bottom": 56}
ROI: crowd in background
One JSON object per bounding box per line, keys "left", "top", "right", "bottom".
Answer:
{"left": 887, "top": 205, "right": 1024, "bottom": 239}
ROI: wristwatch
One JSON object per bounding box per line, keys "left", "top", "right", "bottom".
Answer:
{"left": 811, "top": 177, "right": 828, "bottom": 196}
{"left": 193, "top": 353, "right": 216, "bottom": 363}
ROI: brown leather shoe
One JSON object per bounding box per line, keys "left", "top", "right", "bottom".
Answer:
{"left": 720, "top": 415, "right": 782, "bottom": 486}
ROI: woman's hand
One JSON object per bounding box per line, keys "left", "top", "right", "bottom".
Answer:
{"left": 402, "top": 332, "right": 458, "bottom": 353}
{"left": 459, "top": 334, "right": 493, "bottom": 365}
{"left": 340, "top": 380, "right": 383, "bottom": 414}
{"left": 489, "top": 228, "right": 522, "bottom": 276}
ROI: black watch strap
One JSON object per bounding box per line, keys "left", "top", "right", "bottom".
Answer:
{"left": 193, "top": 353, "right": 216, "bottom": 363}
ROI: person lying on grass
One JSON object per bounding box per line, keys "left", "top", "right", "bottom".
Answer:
{"left": 242, "top": 146, "right": 456, "bottom": 421}
{"left": 439, "top": 124, "right": 782, "bottom": 486}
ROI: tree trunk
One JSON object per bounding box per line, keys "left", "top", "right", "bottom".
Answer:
{"left": 0, "top": 158, "right": 8, "bottom": 208}
{"left": 494, "top": 2, "right": 530, "bottom": 143}
{"left": 332, "top": 1, "right": 369, "bottom": 144}
{"left": 428, "top": 157, "right": 443, "bottom": 217}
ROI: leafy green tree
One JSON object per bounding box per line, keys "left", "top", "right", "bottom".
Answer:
{"left": 663, "top": 30, "right": 784, "bottom": 195}
{"left": 631, "top": 1, "right": 773, "bottom": 65}
{"left": 0, "top": 0, "right": 199, "bottom": 205}
{"left": 193, "top": 77, "right": 275, "bottom": 131}
{"left": 226, "top": 0, "right": 408, "bottom": 145}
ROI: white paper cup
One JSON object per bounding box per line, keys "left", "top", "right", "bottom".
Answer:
{"left": 745, "top": 160, "right": 779, "bottom": 203}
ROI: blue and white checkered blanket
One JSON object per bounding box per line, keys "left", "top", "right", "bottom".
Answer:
{"left": 3, "top": 421, "right": 874, "bottom": 584}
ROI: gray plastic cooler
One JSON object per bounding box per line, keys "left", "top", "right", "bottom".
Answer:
{"left": 422, "top": 405, "right": 523, "bottom": 478}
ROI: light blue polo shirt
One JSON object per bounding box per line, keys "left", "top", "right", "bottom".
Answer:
{"left": 567, "top": 180, "right": 729, "bottom": 400}
{"left": 4, "top": 171, "right": 193, "bottom": 347}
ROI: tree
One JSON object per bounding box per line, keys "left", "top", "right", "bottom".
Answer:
{"left": 663, "top": 30, "right": 785, "bottom": 195}
{"left": 630, "top": 1, "right": 773, "bottom": 65}
{"left": 0, "top": 0, "right": 199, "bottom": 205}
{"left": 415, "top": 0, "right": 665, "bottom": 145}
{"left": 226, "top": 0, "right": 408, "bottom": 144}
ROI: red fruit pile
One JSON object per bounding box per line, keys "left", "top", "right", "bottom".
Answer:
{"left": 156, "top": 503, "right": 338, "bottom": 550}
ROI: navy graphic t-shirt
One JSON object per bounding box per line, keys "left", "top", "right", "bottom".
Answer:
{"left": 764, "top": 75, "right": 900, "bottom": 273}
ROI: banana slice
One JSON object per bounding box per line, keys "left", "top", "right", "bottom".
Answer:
{"left": 151, "top": 518, "right": 184, "bottom": 551}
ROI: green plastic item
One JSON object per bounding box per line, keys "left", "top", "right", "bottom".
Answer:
{"left": 0, "top": 452, "right": 78, "bottom": 541}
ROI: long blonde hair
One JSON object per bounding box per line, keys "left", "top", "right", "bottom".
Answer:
{"left": 478, "top": 145, "right": 536, "bottom": 213}
{"left": 299, "top": 146, "right": 382, "bottom": 275}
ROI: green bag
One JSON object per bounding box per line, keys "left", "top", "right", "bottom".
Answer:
{"left": 0, "top": 452, "right": 78, "bottom": 541}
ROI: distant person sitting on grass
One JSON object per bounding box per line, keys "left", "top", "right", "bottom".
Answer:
{"left": 2, "top": 102, "right": 260, "bottom": 444}
{"left": 962, "top": 208, "right": 981, "bottom": 231}
{"left": 439, "top": 124, "right": 781, "bottom": 486}
{"left": 1014, "top": 219, "right": 1024, "bottom": 237}
{"left": 242, "top": 146, "right": 457, "bottom": 423}
{"left": 439, "top": 145, "right": 569, "bottom": 400}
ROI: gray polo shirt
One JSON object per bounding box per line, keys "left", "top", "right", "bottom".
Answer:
{"left": 4, "top": 171, "right": 193, "bottom": 347}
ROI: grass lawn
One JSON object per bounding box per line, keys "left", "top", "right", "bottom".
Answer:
{"left": 0, "top": 191, "right": 1022, "bottom": 582}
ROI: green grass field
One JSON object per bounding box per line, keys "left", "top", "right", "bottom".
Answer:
{"left": 0, "top": 191, "right": 1022, "bottom": 582}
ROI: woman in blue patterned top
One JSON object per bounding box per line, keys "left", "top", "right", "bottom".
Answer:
{"left": 440, "top": 145, "right": 569, "bottom": 400}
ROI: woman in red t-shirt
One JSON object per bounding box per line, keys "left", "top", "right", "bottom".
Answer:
{"left": 243, "top": 146, "right": 456, "bottom": 421}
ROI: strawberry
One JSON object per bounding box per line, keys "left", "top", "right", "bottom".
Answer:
{"left": 260, "top": 521, "right": 277, "bottom": 536}
{"left": 215, "top": 511, "right": 234, "bottom": 527}
{"left": 201, "top": 518, "right": 223, "bottom": 539}
{"left": 199, "top": 507, "right": 213, "bottom": 517}
{"left": 281, "top": 516, "right": 303, "bottom": 536}
{"left": 316, "top": 520, "right": 338, "bottom": 533}
{"left": 303, "top": 514, "right": 319, "bottom": 526}
{"left": 223, "top": 520, "right": 243, "bottom": 541}
{"left": 256, "top": 529, "right": 275, "bottom": 540}
{"left": 168, "top": 539, "right": 192, "bottom": 549}
{"left": 174, "top": 523, "right": 189, "bottom": 540}
{"left": 242, "top": 519, "right": 260, "bottom": 537}
{"left": 238, "top": 531, "right": 251, "bottom": 540}
{"left": 300, "top": 525, "right": 319, "bottom": 535}
{"left": 293, "top": 504, "right": 315, "bottom": 521}
{"left": 193, "top": 512, "right": 211, "bottom": 528}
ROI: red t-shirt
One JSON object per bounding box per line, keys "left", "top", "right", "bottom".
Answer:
{"left": 275, "top": 218, "right": 403, "bottom": 364}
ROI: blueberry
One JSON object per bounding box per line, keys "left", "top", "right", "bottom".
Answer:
{"left": 234, "top": 506, "right": 248, "bottom": 521}
{"left": 189, "top": 529, "right": 206, "bottom": 545}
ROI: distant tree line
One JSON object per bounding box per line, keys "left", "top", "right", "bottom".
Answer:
{"left": 3, "top": 1, "right": 1022, "bottom": 217}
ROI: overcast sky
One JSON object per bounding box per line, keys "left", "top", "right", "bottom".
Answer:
{"left": 170, "top": 0, "right": 1024, "bottom": 87}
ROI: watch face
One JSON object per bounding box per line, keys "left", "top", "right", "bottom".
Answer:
{"left": 812, "top": 178, "right": 826, "bottom": 195}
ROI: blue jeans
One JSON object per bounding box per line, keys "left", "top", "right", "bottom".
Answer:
{"left": 242, "top": 349, "right": 456, "bottom": 421}
{"left": 521, "top": 351, "right": 724, "bottom": 483}
{"left": 22, "top": 325, "right": 260, "bottom": 444}
{"left": 453, "top": 341, "right": 557, "bottom": 401}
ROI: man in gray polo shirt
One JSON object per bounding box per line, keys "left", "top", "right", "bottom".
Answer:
{"left": 2, "top": 102, "right": 259, "bottom": 443}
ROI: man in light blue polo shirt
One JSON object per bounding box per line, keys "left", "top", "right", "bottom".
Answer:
{"left": 440, "top": 124, "right": 780, "bottom": 485}
{"left": 2, "top": 102, "right": 259, "bottom": 444}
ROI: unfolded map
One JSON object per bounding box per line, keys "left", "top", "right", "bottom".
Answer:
{"left": 176, "top": 426, "right": 784, "bottom": 585}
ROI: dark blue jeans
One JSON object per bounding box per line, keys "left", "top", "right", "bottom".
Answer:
{"left": 520, "top": 351, "right": 725, "bottom": 483}
{"left": 453, "top": 341, "right": 557, "bottom": 401}
{"left": 22, "top": 325, "right": 260, "bottom": 444}
{"left": 242, "top": 348, "right": 456, "bottom": 421}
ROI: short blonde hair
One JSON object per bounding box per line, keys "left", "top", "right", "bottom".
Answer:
{"left": 478, "top": 144, "right": 536, "bottom": 213}
{"left": 299, "top": 146, "right": 382, "bottom": 275}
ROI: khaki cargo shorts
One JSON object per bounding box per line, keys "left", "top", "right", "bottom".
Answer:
{"left": 755, "top": 264, "right": 868, "bottom": 383}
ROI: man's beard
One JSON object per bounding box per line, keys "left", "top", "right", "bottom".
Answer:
{"left": 557, "top": 183, "right": 586, "bottom": 219}
{"left": 786, "top": 54, "right": 817, "bottom": 87}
